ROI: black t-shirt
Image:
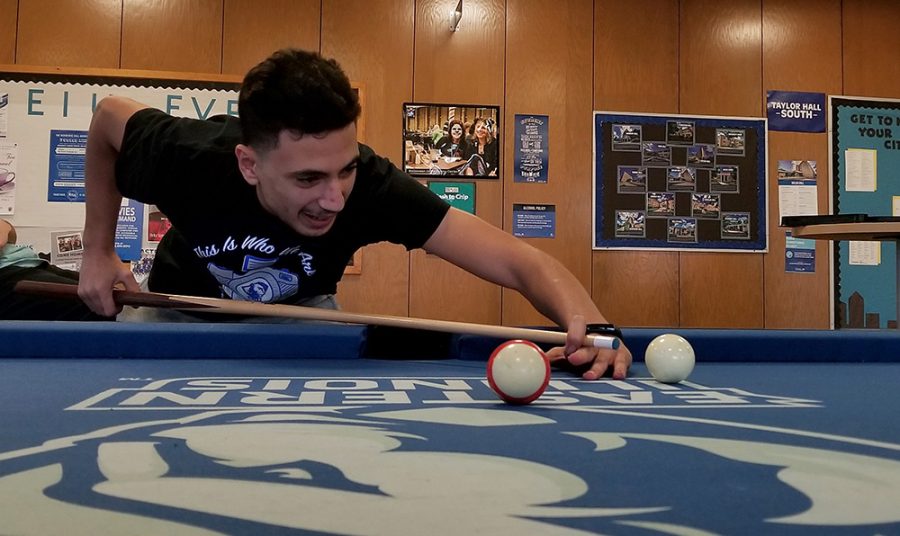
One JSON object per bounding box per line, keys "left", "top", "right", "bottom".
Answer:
{"left": 116, "top": 108, "right": 450, "bottom": 304}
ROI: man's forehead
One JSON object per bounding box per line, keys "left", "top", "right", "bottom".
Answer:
{"left": 258, "top": 124, "right": 357, "bottom": 161}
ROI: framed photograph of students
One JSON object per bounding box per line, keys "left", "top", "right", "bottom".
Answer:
{"left": 402, "top": 103, "right": 501, "bottom": 179}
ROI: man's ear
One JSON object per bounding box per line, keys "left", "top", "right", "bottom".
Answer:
{"left": 235, "top": 144, "right": 260, "bottom": 185}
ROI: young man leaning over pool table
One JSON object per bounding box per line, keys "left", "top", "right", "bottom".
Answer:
{"left": 77, "top": 48, "right": 631, "bottom": 380}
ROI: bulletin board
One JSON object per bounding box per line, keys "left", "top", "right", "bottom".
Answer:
{"left": 593, "top": 111, "right": 768, "bottom": 252}
{"left": 829, "top": 95, "right": 900, "bottom": 328}
{"left": 0, "top": 66, "right": 241, "bottom": 267}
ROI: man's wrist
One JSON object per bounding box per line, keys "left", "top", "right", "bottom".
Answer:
{"left": 585, "top": 323, "right": 624, "bottom": 343}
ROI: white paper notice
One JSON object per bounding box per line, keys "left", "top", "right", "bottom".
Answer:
{"left": 848, "top": 240, "right": 880, "bottom": 266}
{"left": 893, "top": 196, "right": 900, "bottom": 217}
{"left": 0, "top": 140, "right": 18, "bottom": 215}
{"left": 845, "top": 148, "right": 877, "bottom": 192}
{"left": 779, "top": 183, "right": 818, "bottom": 218}
{"left": 777, "top": 160, "right": 818, "bottom": 219}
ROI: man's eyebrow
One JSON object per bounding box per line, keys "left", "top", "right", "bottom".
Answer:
{"left": 290, "top": 156, "right": 360, "bottom": 179}
{"left": 290, "top": 169, "right": 326, "bottom": 180}
{"left": 342, "top": 156, "right": 361, "bottom": 171}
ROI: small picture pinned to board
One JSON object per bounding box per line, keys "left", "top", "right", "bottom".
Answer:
{"left": 666, "top": 120, "right": 695, "bottom": 145}
{"left": 55, "top": 231, "right": 83, "bottom": 253}
{"left": 716, "top": 128, "right": 746, "bottom": 156}
{"left": 721, "top": 212, "right": 751, "bottom": 240}
{"left": 615, "top": 210, "right": 646, "bottom": 238}
{"left": 667, "top": 218, "right": 698, "bottom": 243}
{"left": 50, "top": 229, "right": 84, "bottom": 270}
{"left": 617, "top": 166, "right": 648, "bottom": 193}
{"left": 691, "top": 193, "right": 721, "bottom": 219}
{"left": 612, "top": 124, "right": 642, "bottom": 151}
{"left": 403, "top": 103, "right": 500, "bottom": 179}
{"left": 710, "top": 165, "right": 740, "bottom": 193}
{"left": 667, "top": 166, "right": 696, "bottom": 191}
{"left": 687, "top": 144, "right": 716, "bottom": 168}
{"left": 147, "top": 206, "right": 173, "bottom": 243}
{"left": 642, "top": 142, "right": 671, "bottom": 165}
{"left": 647, "top": 192, "right": 676, "bottom": 217}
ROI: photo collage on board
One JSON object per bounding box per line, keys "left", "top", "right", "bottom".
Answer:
{"left": 610, "top": 121, "right": 751, "bottom": 244}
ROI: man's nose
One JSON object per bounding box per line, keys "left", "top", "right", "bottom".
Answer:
{"left": 319, "top": 179, "right": 346, "bottom": 212}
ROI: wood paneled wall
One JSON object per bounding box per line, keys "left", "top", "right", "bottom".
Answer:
{"left": 408, "top": 0, "right": 505, "bottom": 325}
{"left": 503, "top": 0, "right": 593, "bottom": 328}
{"left": 4, "top": 0, "right": 899, "bottom": 329}
{"left": 593, "top": 0, "right": 681, "bottom": 327}
{"left": 324, "top": 0, "right": 415, "bottom": 316}
{"left": 762, "top": 0, "right": 842, "bottom": 328}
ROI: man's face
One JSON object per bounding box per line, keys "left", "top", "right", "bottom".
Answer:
{"left": 237, "top": 123, "right": 359, "bottom": 237}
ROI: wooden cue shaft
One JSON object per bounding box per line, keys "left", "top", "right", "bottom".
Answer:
{"left": 13, "top": 280, "right": 620, "bottom": 350}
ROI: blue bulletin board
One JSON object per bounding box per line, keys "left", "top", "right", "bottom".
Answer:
{"left": 830, "top": 96, "right": 900, "bottom": 329}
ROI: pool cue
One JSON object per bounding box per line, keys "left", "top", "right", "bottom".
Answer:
{"left": 14, "top": 280, "right": 620, "bottom": 350}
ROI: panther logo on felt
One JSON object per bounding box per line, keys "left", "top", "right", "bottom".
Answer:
{"left": 1, "top": 378, "right": 899, "bottom": 534}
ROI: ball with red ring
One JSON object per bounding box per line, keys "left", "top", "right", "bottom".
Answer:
{"left": 486, "top": 339, "right": 551, "bottom": 405}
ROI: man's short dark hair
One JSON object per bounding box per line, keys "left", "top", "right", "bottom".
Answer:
{"left": 239, "top": 49, "right": 361, "bottom": 150}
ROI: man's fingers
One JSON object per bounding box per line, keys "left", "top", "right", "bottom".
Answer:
{"left": 119, "top": 271, "right": 141, "bottom": 293}
{"left": 545, "top": 346, "right": 566, "bottom": 362}
{"left": 583, "top": 359, "right": 610, "bottom": 380}
{"left": 565, "top": 315, "right": 587, "bottom": 355}
{"left": 548, "top": 340, "right": 632, "bottom": 381}
{"left": 610, "top": 346, "right": 633, "bottom": 380}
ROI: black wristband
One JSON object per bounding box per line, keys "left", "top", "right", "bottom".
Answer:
{"left": 585, "top": 323, "right": 624, "bottom": 343}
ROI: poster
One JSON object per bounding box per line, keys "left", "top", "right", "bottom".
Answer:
{"left": 766, "top": 91, "right": 826, "bottom": 132}
{"left": 512, "top": 204, "right": 556, "bottom": 238}
{"left": 427, "top": 182, "right": 475, "bottom": 214}
{"left": 777, "top": 160, "right": 818, "bottom": 219}
{"left": 785, "top": 231, "right": 816, "bottom": 273}
{"left": 47, "top": 129, "right": 88, "bottom": 202}
{"left": 115, "top": 198, "right": 144, "bottom": 261}
{"left": 514, "top": 114, "right": 549, "bottom": 183}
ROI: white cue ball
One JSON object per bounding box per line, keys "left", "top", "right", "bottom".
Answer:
{"left": 644, "top": 333, "right": 695, "bottom": 383}
{"left": 487, "top": 340, "right": 551, "bottom": 405}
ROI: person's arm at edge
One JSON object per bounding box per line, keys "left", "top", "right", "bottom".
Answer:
{"left": 78, "top": 96, "right": 150, "bottom": 316}
{"left": 422, "top": 207, "right": 631, "bottom": 380}
{"left": 0, "top": 218, "right": 15, "bottom": 248}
